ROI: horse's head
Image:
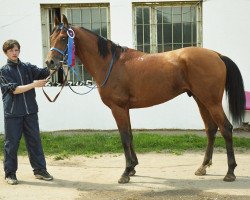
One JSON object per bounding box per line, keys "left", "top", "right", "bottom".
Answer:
{"left": 45, "top": 14, "right": 70, "bottom": 70}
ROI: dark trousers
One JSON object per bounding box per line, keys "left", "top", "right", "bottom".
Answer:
{"left": 3, "top": 113, "right": 46, "bottom": 176}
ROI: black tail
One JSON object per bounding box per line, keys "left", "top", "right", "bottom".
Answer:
{"left": 220, "top": 55, "right": 245, "bottom": 125}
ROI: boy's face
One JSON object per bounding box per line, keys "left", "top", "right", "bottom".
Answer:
{"left": 5, "top": 45, "right": 20, "bottom": 62}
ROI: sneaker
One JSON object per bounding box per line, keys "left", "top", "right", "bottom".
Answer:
{"left": 34, "top": 169, "right": 53, "bottom": 181}
{"left": 5, "top": 173, "right": 18, "bottom": 185}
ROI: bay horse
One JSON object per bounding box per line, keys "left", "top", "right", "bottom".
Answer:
{"left": 46, "top": 15, "right": 245, "bottom": 183}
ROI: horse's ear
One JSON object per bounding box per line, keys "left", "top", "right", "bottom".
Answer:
{"left": 54, "top": 16, "right": 60, "bottom": 27}
{"left": 62, "top": 14, "right": 69, "bottom": 28}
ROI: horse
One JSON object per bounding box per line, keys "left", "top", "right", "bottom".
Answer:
{"left": 45, "top": 14, "right": 245, "bottom": 184}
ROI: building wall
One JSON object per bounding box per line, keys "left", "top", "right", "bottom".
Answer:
{"left": 0, "top": 0, "right": 250, "bottom": 132}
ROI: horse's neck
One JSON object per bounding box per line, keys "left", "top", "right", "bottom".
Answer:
{"left": 74, "top": 28, "right": 110, "bottom": 85}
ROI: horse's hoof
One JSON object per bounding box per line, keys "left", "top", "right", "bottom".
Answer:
{"left": 118, "top": 175, "right": 130, "bottom": 184}
{"left": 129, "top": 169, "right": 136, "bottom": 176}
{"left": 223, "top": 174, "right": 236, "bottom": 182}
{"left": 195, "top": 167, "right": 206, "bottom": 176}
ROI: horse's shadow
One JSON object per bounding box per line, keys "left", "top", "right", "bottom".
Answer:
{"left": 20, "top": 173, "right": 250, "bottom": 191}
{"left": 19, "top": 178, "right": 120, "bottom": 190}
{"left": 132, "top": 174, "right": 250, "bottom": 190}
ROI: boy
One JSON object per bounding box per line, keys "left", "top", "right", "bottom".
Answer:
{"left": 0, "top": 39, "right": 53, "bottom": 185}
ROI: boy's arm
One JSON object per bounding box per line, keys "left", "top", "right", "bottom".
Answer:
{"left": 13, "top": 79, "right": 47, "bottom": 94}
{"left": 0, "top": 69, "right": 19, "bottom": 94}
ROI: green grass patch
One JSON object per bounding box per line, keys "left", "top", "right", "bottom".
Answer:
{"left": 0, "top": 131, "right": 250, "bottom": 157}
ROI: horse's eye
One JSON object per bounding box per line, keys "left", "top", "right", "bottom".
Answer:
{"left": 62, "top": 37, "right": 66, "bottom": 41}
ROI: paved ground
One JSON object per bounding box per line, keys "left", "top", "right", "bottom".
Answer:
{"left": 0, "top": 152, "right": 249, "bottom": 200}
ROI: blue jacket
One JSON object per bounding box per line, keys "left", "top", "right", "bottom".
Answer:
{"left": 0, "top": 59, "right": 50, "bottom": 117}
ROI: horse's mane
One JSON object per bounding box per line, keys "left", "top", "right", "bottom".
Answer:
{"left": 80, "top": 27, "right": 127, "bottom": 60}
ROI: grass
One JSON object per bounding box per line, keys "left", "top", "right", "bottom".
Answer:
{"left": 0, "top": 131, "right": 250, "bottom": 158}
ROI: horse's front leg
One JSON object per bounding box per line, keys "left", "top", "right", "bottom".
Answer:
{"left": 111, "top": 105, "right": 138, "bottom": 184}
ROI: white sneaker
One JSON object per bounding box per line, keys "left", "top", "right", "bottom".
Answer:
{"left": 34, "top": 170, "right": 53, "bottom": 181}
{"left": 5, "top": 174, "right": 18, "bottom": 185}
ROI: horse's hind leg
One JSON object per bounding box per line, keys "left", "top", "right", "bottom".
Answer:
{"left": 194, "top": 97, "right": 218, "bottom": 176}
{"left": 111, "top": 105, "right": 138, "bottom": 184}
{"left": 207, "top": 104, "right": 237, "bottom": 182}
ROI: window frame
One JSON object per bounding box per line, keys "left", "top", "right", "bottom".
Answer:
{"left": 132, "top": 1, "right": 203, "bottom": 53}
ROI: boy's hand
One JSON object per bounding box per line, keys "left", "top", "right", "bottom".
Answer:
{"left": 33, "top": 79, "right": 47, "bottom": 88}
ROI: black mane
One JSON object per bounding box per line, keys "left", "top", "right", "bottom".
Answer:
{"left": 80, "top": 27, "right": 127, "bottom": 60}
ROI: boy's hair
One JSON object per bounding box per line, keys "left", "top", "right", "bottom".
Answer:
{"left": 2, "top": 39, "right": 20, "bottom": 53}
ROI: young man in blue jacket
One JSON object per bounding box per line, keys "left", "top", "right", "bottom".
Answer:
{"left": 0, "top": 39, "right": 53, "bottom": 185}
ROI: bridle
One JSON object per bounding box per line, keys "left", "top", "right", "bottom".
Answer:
{"left": 44, "top": 23, "right": 116, "bottom": 101}
{"left": 50, "top": 24, "right": 75, "bottom": 65}
{"left": 43, "top": 23, "right": 74, "bottom": 102}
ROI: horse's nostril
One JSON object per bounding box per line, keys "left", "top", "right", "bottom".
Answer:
{"left": 45, "top": 59, "right": 55, "bottom": 67}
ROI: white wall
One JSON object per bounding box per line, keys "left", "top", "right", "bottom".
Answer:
{"left": 0, "top": 0, "right": 250, "bottom": 132}
{"left": 203, "top": 0, "right": 250, "bottom": 91}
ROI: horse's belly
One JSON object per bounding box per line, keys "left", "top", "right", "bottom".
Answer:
{"left": 129, "top": 92, "right": 181, "bottom": 108}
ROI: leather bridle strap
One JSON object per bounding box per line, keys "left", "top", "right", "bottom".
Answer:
{"left": 42, "top": 67, "right": 69, "bottom": 102}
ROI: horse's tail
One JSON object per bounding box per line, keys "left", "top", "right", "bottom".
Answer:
{"left": 220, "top": 55, "right": 245, "bottom": 125}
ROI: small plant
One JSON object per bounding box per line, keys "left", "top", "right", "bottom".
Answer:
{"left": 53, "top": 151, "right": 69, "bottom": 160}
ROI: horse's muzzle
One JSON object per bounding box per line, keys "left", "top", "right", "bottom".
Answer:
{"left": 45, "top": 59, "right": 60, "bottom": 70}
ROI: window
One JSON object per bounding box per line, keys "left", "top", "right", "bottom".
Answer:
{"left": 133, "top": 1, "right": 202, "bottom": 53}
{"left": 66, "top": 7, "right": 109, "bottom": 84}
{"left": 41, "top": 4, "right": 110, "bottom": 86}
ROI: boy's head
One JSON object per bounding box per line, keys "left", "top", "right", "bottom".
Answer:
{"left": 2, "top": 39, "right": 20, "bottom": 53}
{"left": 2, "top": 39, "right": 21, "bottom": 62}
